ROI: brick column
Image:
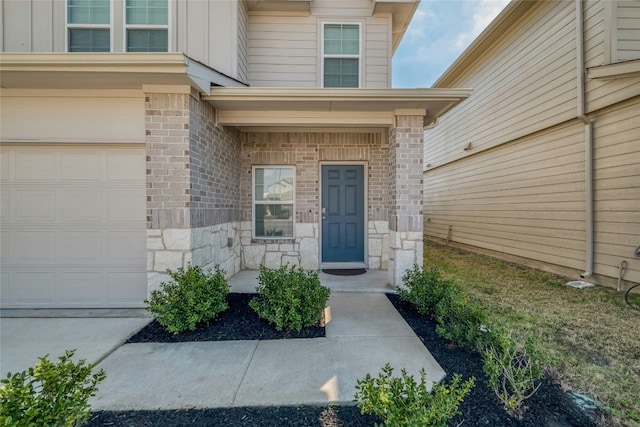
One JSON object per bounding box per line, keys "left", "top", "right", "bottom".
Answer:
{"left": 145, "top": 89, "right": 193, "bottom": 292}
{"left": 388, "top": 112, "right": 425, "bottom": 286}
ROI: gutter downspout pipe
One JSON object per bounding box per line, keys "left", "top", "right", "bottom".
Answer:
{"left": 576, "top": 0, "right": 594, "bottom": 279}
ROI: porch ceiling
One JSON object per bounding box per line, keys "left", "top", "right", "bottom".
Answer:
{"left": 203, "top": 87, "right": 472, "bottom": 130}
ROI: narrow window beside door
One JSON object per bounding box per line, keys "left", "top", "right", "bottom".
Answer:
{"left": 253, "top": 166, "right": 295, "bottom": 239}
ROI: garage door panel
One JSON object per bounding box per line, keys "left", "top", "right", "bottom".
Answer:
{"left": 107, "top": 150, "right": 145, "bottom": 180}
{"left": 107, "top": 272, "right": 148, "bottom": 302}
{"left": 14, "top": 149, "right": 55, "bottom": 180}
{"left": 107, "top": 231, "right": 146, "bottom": 265}
{"left": 107, "top": 189, "right": 145, "bottom": 222}
{"left": 0, "top": 190, "right": 9, "bottom": 220}
{"left": 1, "top": 151, "right": 8, "bottom": 180}
{"left": 1, "top": 145, "right": 146, "bottom": 308}
{"left": 0, "top": 231, "right": 8, "bottom": 261}
{"left": 8, "top": 272, "right": 56, "bottom": 304}
{"left": 59, "top": 272, "right": 108, "bottom": 303}
{"left": 61, "top": 150, "right": 103, "bottom": 181}
{"left": 15, "top": 190, "right": 56, "bottom": 222}
{"left": 57, "top": 231, "right": 104, "bottom": 263}
{"left": 12, "top": 231, "right": 56, "bottom": 264}
{"left": 61, "top": 190, "right": 103, "bottom": 222}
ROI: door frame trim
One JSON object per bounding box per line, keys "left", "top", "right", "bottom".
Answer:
{"left": 318, "top": 161, "right": 368, "bottom": 269}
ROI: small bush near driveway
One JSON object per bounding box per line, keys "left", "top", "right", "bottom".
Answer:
{"left": 146, "top": 264, "right": 229, "bottom": 334}
{"left": 0, "top": 349, "right": 106, "bottom": 427}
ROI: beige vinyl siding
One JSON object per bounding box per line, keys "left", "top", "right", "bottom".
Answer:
{"left": 584, "top": 0, "right": 606, "bottom": 68}
{"left": 1, "top": 0, "right": 65, "bottom": 52}
{"left": 248, "top": 16, "right": 318, "bottom": 87}
{"left": 248, "top": 0, "right": 391, "bottom": 88}
{"left": 364, "top": 19, "right": 391, "bottom": 88}
{"left": 237, "top": 0, "right": 249, "bottom": 83}
{"left": 424, "top": 1, "right": 578, "bottom": 169}
{"left": 592, "top": 97, "right": 640, "bottom": 282}
{"left": 424, "top": 121, "right": 586, "bottom": 272}
{"left": 617, "top": 0, "right": 640, "bottom": 61}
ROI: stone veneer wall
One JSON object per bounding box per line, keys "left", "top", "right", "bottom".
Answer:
{"left": 388, "top": 115, "right": 425, "bottom": 286}
{"left": 239, "top": 132, "right": 389, "bottom": 270}
{"left": 145, "top": 90, "right": 241, "bottom": 292}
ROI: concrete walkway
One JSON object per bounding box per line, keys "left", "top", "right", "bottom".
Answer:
{"left": 1, "top": 270, "right": 445, "bottom": 411}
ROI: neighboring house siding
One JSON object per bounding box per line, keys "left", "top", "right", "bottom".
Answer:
{"left": 425, "top": 1, "right": 578, "bottom": 169}
{"left": 237, "top": 0, "right": 249, "bottom": 84}
{"left": 592, "top": 97, "right": 640, "bottom": 281}
{"left": 616, "top": 0, "right": 640, "bottom": 61}
{"left": 424, "top": 121, "right": 587, "bottom": 272}
{"left": 247, "top": 0, "right": 391, "bottom": 88}
{"left": 424, "top": 0, "right": 640, "bottom": 287}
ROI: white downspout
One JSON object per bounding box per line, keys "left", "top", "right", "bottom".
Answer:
{"left": 576, "top": 0, "right": 594, "bottom": 279}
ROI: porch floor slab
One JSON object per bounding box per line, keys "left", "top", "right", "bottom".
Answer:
{"left": 229, "top": 269, "right": 395, "bottom": 293}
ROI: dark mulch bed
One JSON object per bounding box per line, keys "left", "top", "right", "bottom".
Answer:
{"left": 87, "top": 293, "right": 602, "bottom": 427}
{"left": 127, "top": 293, "right": 324, "bottom": 343}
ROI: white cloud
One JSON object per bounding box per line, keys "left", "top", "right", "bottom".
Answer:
{"left": 455, "top": 0, "right": 511, "bottom": 50}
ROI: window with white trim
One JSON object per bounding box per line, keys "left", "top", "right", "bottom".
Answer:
{"left": 253, "top": 166, "right": 295, "bottom": 239}
{"left": 67, "top": 0, "right": 111, "bottom": 52}
{"left": 125, "top": 0, "right": 168, "bottom": 52}
{"left": 323, "top": 23, "right": 360, "bottom": 88}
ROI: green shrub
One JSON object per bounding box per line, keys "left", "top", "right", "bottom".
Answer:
{"left": 434, "top": 295, "right": 493, "bottom": 351}
{"left": 483, "top": 331, "right": 547, "bottom": 413}
{"left": 0, "top": 350, "right": 106, "bottom": 427}
{"left": 249, "top": 264, "right": 330, "bottom": 331}
{"left": 397, "top": 265, "right": 459, "bottom": 317}
{"left": 354, "top": 363, "right": 475, "bottom": 427}
{"left": 146, "top": 264, "right": 229, "bottom": 334}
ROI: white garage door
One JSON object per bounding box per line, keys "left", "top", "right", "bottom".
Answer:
{"left": 0, "top": 145, "right": 147, "bottom": 308}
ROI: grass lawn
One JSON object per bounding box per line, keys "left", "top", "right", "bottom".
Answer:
{"left": 423, "top": 240, "right": 640, "bottom": 427}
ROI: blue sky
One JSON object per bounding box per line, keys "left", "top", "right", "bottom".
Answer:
{"left": 392, "top": 0, "right": 510, "bottom": 88}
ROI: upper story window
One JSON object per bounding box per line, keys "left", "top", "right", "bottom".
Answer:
{"left": 253, "top": 166, "right": 295, "bottom": 239}
{"left": 323, "top": 23, "right": 360, "bottom": 88}
{"left": 125, "top": 0, "right": 168, "bottom": 52}
{"left": 67, "top": 0, "right": 111, "bottom": 52}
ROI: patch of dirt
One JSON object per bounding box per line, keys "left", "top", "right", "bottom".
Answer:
{"left": 86, "top": 294, "right": 603, "bottom": 426}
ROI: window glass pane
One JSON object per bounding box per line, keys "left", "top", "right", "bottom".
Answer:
{"left": 324, "top": 23, "right": 359, "bottom": 55}
{"left": 254, "top": 167, "right": 294, "bottom": 202}
{"left": 68, "top": 29, "right": 110, "bottom": 52}
{"left": 342, "top": 39, "right": 359, "bottom": 55}
{"left": 127, "top": 29, "right": 168, "bottom": 52}
{"left": 254, "top": 204, "right": 294, "bottom": 238}
{"left": 324, "top": 58, "right": 359, "bottom": 88}
{"left": 68, "top": 0, "right": 109, "bottom": 24}
{"left": 126, "top": 0, "right": 168, "bottom": 25}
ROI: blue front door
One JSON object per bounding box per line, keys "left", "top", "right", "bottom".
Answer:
{"left": 321, "top": 165, "right": 365, "bottom": 263}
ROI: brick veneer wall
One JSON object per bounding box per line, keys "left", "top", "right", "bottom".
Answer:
{"left": 388, "top": 114, "right": 425, "bottom": 285}
{"left": 145, "top": 92, "right": 191, "bottom": 229}
{"left": 240, "top": 131, "right": 389, "bottom": 223}
{"left": 189, "top": 96, "right": 241, "bottom": 228}
{"left": 145, "top": 91, "right": 242, "bottom": 292}
{"left": 239, "top": 131, "right": 390, "bottom": 270}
